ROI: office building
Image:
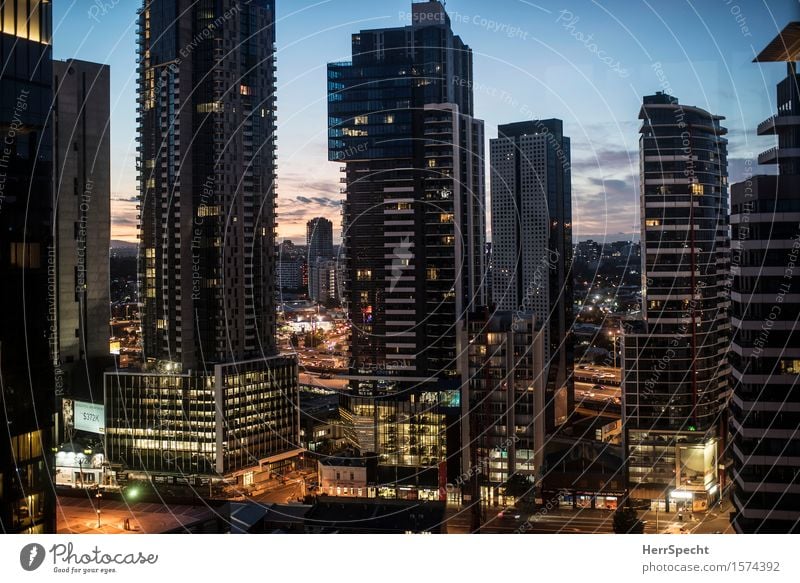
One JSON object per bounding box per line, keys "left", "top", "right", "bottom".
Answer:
{"left": 730, "top": 23, "right": 800, "bottom": 533}
{"left": 0, "top": 0, "right": 55, "bottom": 533}
{"left": 53, "top": 59, "right": 112, "bottom": 404}
{"left": 328, "top": 0, "right": 486, "bottom": 489}
{"left": 622, "top": 92, "right": 730, "bottom": 512}
{"left": 306, "top": 216, "right": 334, "bottom": 261}
{"left": 490, "top": 119, "right": 574, "bottom": 431}
{"left": 105, "top": 0, "right": 300, "bottom": 484}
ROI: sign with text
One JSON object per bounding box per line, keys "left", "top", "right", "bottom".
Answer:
{"left": 74, "top": 400, "right": 105, "bottom": 434}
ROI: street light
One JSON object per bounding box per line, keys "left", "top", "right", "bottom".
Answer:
{"left": 95, "top": 488, "right": 102, "bottom": 529}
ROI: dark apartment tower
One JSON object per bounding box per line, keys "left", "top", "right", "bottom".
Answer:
{"left": 53, "top": 59, "right": 112, "bottom": 404}
{"left": 730, "top": 23, "right": 800, "bottom": 534}
{"left": 0, "top": 0, "right": 55, "bottom": 533}
{"left": 105, "top": 1, "right": 300, "bottom": 482}
{"left": 307, "top": 216, "right": 334, "bottom": 261}
{"left": 459, "top": 310, "right": 546, "bottom": 509}
{"left": 622, "top": 93, "right": 730, "bottom": 513}
{"left": 328, "top": 0, "right": 486, "bottom": 491}
{"left": 490, "top": 119, "right": 574, "bottom": 432}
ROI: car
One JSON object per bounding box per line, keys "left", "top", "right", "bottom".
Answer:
{"left": 498, "top": 508, "right": 522, "bottom": 520}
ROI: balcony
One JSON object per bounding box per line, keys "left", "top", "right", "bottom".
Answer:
{"left": 757, "top": 114, "right": 800, "bottom": 136}
{"left": 758, "top": 146, "right": 800, "bottom": 164}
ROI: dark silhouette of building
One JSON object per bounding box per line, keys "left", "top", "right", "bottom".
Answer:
{"left": 730, "top": 22, "right": 800, "bottom": 534}
{"left": 105, "top": 0, "right": 300, "bottom": 483}
{"left": 328, "top": 1, "right": 486, "bottom": 489}
{"left": 0, "top": 0, "right": 55, "bottom": 533}
{"left": 307, "top": 217, "right": 334, "bottom": 261}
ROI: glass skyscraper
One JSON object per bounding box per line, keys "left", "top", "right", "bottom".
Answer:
{"left": 328, "top": 0, "right": 486, "bottom": 492}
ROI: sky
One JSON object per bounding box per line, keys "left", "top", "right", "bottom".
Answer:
{"left": 53, "top": 0, "right": 799, "bottom": 244}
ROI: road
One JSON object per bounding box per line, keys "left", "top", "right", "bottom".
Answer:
{"left": 299, "top": 372, "right": 349, "bottom": 391}
{"left": 445, "top": 500, "right": 734, "bottom": 534}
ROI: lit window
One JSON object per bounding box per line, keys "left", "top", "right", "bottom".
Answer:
{"left": 9, "top": 242, "right": 41, "bottom": 268}
{"left": 354, "top": 115, "right": 368, "bottom": 125}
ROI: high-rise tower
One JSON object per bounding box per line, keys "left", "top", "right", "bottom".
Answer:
{"left": 730, "top": 23, "right": 800, "bottom": 534}
{"left": 622, "top": 92, "right": 730, "bottom": 513}
{"left": 0, "top": 0, "right": 55, "bottom": 533}
{"left": 105, "top": 1, "right": 300, "bottom": 483}
{"left": 490, "top": 119, "right": 574, "bottom": 431}
{"left": 328, "top": 1, "right": 486, "bottom": 492}
{"left": 53, "top": 59, "right": 112, "bottom": 404}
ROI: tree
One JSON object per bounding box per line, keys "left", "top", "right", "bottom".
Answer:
{"left": 613, "top": 507, "right": 645, "bottom": 534}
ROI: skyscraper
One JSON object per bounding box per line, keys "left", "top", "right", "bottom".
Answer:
{"left": 307, "top": 216, "right": 335, "bottom": 302}
{"left": 306, "top": 216, "right": 334, "bottom": 261}
{"left": 490, "top": 119, "right": 574, "bottom": 431}
{"left": 0, "top": 0, "right": 55, "bottom": 533}
{"left": 622, "top": 92, "right": 730, "bottom": 513}
{"left": 53, "top": 59, "right": 112, "bottom": 404}
{"left": 105, "top": 0, "right": 300, "bottom": 483}
{"left": 730, "top": 23, "right": 800, "bottom": 534}
{"left": 328, "top": 0, "right": 485, "bottom": 492}
{"left": 459, "top": 310, "right": 545, "bottom": 510}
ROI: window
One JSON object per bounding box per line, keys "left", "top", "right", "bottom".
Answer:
{"left": 357, "top": 269, "right": 372, "bottom": 281}
{"left": 427, "top": 268, "right": 439, "bottom": 281}
{"left": 9, "top": 243, "right": 41, "bottom": 268}
{"left": 780, "top": 359, "right": 800, "bottom": 374}
{"left": 354, "top": 115, "right": 368, "bottom": 125}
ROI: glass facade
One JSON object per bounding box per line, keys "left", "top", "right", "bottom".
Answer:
{"left": 0, "top": 0, "right": 54, "bottom": 533}
{"left": 105, "top": 356, "right": 299, "bottom": 476}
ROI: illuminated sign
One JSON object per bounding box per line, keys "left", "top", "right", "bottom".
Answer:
{"left": 74, "top": 401, "right": 105, "bottom": 434}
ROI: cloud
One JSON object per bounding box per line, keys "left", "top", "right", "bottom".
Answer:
{"left": 295, "top": 195, "right": 340, "bottom": 208}
{"left": 573, "top": 174, "right": 639, "bottom": 237}
{"left": 572, "top": 148, "right": 637, "bottom": 173}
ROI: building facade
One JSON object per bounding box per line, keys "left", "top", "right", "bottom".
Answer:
{"left": 309, "top": 258, "right": 339, "bottom": 303}
{"left": 105, "top": 0, "right": 299, "bottom": 483}
{"left": 306, "top": 216, "right": 333, "bottom": 262}
{"left": 328, "top": 1, "right": 486, "bottom": 485}
{"left": 0, "top": 0, "right": 55, "bottom": 534}
{"left": 622, "top": 92, "right": 730, "bottom": 513}
{"left": 458, "top": 311, "right": 546, "bottom": 508}
{"left": 730, "top": 25, "right": 800, "bottom": 533}
{"left": 490, "top": 119, "right": 574, "bottom": 432}
{"left": 53, "top": 59, "right": 112, "bottom": 405}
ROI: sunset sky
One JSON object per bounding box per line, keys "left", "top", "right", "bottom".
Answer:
{"left": 53, "top": 0, "right": 796, "bottom": 244}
